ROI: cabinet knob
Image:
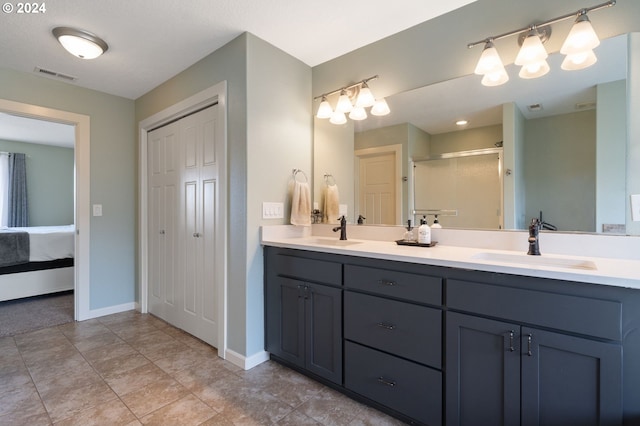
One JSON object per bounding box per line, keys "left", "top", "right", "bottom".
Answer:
{"left": 376, "top": 322, "right": 396, "bottom": 331}
{"left": 377, "top": 377, "right": 397, "bottom": 387}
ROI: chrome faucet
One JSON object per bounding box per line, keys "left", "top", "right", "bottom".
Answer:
{"left": 332, "top": 215, "right": 347, "bottom": 240}
{"left": 527, "top": 218, "right": 541, "bottom": 256}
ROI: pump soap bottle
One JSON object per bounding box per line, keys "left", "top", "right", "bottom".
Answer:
{"left": 431, "top": 214, "right": 441, "bottom": 243}
{"left": 418, "top": 216, "right": 431, "bottom": 245}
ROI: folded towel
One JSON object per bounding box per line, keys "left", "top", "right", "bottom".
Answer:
{"left": 323, "top": 184, "right": 340, "bottom": 224}
{"left": 290, "top": 181, "right": 311, "bottom": 226}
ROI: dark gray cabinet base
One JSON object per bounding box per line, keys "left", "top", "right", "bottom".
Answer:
{"left": 264, "top": 246, "right": 640, "bottom": 426}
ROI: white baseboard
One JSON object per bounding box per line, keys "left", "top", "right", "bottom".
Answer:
{"left": 224, "top": 349, "right": 270, "bottom": 370}
{"left": 82, "top": 302, "right": 137, "bottom": 321}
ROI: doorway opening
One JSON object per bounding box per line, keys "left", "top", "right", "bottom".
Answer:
{"left": 0, "top": 98, "right": 91, "bottom": 321}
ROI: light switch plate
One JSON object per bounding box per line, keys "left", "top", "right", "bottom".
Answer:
{"left": 631, "top": 194, "right": 640, "bottom": 222}
{"left": 262, "top": 202, "right": 284, "bottom": 219}
{"left": 93, "top": 204, "right": 103, "bottom": 217}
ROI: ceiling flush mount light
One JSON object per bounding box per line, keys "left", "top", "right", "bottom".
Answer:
{"left": 314, "top": 75, "right": 390, "bottom": 125}
{"left": 467, "top": 1, "right": 615, "bottom": 86}
{"left": 52, "top": 27, "right": 109, "bottom": 59}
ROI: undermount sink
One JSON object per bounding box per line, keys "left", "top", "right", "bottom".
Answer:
{"left": 471, "top": 252, "right": 597, "bottom": 271}
{"left": 305, "top": 238, "right": 363, "bottom": 247}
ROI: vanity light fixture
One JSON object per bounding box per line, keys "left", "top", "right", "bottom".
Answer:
{"left": 314, "top": 75, "right": 390, "bottom": 124}
{"left": 52, "top": 27, "right": 109, "bottom": 59}
{"left": 468, "top": 1, "right": 615, "bottom": 86}
{"left": 316, "top": 96, "right": 333, "bottom": 119}
{"left": 370, "top": 98, "right": 391, "bottom": 116}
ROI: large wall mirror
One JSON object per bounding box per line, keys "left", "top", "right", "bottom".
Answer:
{"left": 314, "top": 33, "right": 633, "bottom": 234}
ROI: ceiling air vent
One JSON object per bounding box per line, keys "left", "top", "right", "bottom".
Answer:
{"left": 575, "top": 101, "right": 596, "bottom": 110}
{"left": 34, "top": 67, "right": 78, "bottom": 82}
{"left": 527, "top": 103, "right": 543, "bottom": 112}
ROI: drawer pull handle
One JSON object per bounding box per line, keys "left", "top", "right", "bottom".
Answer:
{"left": 377, "top": 377, "right": 396, "bottom": 387}
{"left": 376, "top": 322, "right": 396, "bottom": 330}
{"left": 509, "top": 330, "right": 515, "bottom": 352}
{"left": 379, "top": 280, "right": 397, "bottom": 287}
{"left": 527, "top": 333, "right": 533, "bottom": 356}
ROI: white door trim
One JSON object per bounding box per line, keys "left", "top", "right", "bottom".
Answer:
{"left": 354, "top": 144, "right": 403, "bottom": 225}
{"left": 0, "top": 98, "right": 91, "bottom": 321}
{"left": 138, "top": 81, "right": 228, "bottom": 358}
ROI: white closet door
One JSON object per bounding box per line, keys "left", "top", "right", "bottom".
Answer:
{"left": 148, "top": 122, "right": 179, "bottom": 324}
{"left": 177, "top": 105, "right": 219, "bottom": 347}
{"left": 148, "top": 104, "right": 220, "bottom": 348}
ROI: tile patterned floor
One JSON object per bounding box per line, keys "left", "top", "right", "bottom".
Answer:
{"left": 0, "top": 310, "right": 406, "bottom": 425}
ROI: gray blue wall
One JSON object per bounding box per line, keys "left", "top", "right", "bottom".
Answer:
{"left": 0, "top": 67, "right": 136, "bottom": 311}
{"left": 0, "top": 139, "right": 74, "bottom": 226}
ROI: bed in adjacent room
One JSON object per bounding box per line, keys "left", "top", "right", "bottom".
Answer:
{"left": 0, "top": 225, "right": 74, "bottom": 302}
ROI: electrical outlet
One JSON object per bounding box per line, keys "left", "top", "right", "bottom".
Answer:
{"left": 92, "top": 204, "right": 103, "bottom": 217}
{"left": 339, "top": 204, "right": 348, "bottom": 217}
{"left": 262, "top": 202, "right": 284, "bottom": 219}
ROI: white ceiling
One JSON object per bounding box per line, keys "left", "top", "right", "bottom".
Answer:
{"left": 1, "top": 0, "right": 476, "bottom": 100}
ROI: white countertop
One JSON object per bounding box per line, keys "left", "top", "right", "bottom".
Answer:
{"left": 261, "top": 227, "right": 640, "bottom": 290}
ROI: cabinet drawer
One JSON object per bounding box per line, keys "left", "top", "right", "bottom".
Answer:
{"left": 447, "top": 279, "right": 622, "bottom": 341}
{"left": 345, "top": 341, "right": 442, "bottom": 426}
{"left": 272, "top": 252, "right": 341, "bottom": 285}
{"left": 344, "top": 264, "right": 441, "bottom": 305}
{"left": 345, "top": 291, "right": 441, "bottom": 368}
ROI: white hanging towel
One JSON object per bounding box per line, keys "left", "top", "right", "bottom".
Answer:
{"left": 323, "top": 184, "right": 340, "bottom": 224}
{"left": 290, "top": 181, "right": 312, "bottom": 226}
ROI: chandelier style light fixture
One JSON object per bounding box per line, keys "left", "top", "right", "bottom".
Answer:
{"left": 52, "top": 27, "right": 109, "bottom": 59}
{"left": 314, "top": 75, "right": 390, "bottom": 125}
{"left": 468, "top": 1, "right": 615, "bottom": 87}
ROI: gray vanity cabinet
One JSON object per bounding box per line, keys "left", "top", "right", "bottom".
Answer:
{"left": 343, "top": 264, "right": 443, "bottom": 426}
{"left": 446, "top": 280, "right": 623, "bottom": 426}
{"left": 265, "top": 249, "right": 343, "bottom": 384}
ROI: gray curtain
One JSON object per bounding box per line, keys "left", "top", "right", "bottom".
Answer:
{"left": 8, "top": 153, "right": 28, "bottom": 227}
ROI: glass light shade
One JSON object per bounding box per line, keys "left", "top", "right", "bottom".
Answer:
{"left": 349, "top": 106, "right": 367, "bottom": 121}
{"left": 561, "top": 49, "right": 597, "bottom": 70}
{"left": 329, "top": 111, "right": 347, "bottom": 125}
{"left": 561, "top": 15, "right": 600, "bottom": 55}
{"left": 316, "top": 97, "right": 333, "bottom": 119}
{"left": 370, "top": 98, "right": 391, "bottom": 116}
{"left": 355, "top": 84, "right": 376, "bottom": 108}
{"left": 481, "top": 67, "right": 509, "bottom": 86}
{"left": 515, "top": 34, "right": 548, "bottom": 66}
{"left": 518, "top": 59, "right": 550, "bottom": 79}
{"left": 335, "top": 90, "right": 353, "bottom": 113}
{"left": 474, "top": 42, "right": 504, "bottom": 75}
{"left": 57, "top": 34, "right": 105, "bottom": 59}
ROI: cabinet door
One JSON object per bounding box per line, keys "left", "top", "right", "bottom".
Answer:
{"left": 305, "top": 283, "right": 343, "bottom": 385}
{"left": 265, "top": 277, "right": 305, "bottom": 368}
{"left": 521, "top": 327, "right": 622, "bottom": 426}
{"left": 446, "top": 312, "right": 520, "bottom": 426}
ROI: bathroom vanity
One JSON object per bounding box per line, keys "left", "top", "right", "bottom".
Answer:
{"left": 263, "top": 230, "right": 640, "bottom": 426}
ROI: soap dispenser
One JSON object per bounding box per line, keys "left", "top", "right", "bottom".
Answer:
{"left": 404, "top": 220, "right": 416, "bottom": 242}
{"left": 418, "top": 216, "right": 431, "bottom": 245}
{"left": 431, "top": 214, "right": 441, "bottom": 243}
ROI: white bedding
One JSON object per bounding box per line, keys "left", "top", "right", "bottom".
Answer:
{"left": 5, "top": 225, "right": 75, "bottom": 262}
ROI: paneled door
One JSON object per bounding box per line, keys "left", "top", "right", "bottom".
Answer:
{"left": 148, "top": 104, "right": 221, "bottom": 348}
{"left": 148, "top": 120, "right": 179, "bottom": 325}
{"left": 358, "top": 152, "right": 397, "bottom": 225}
